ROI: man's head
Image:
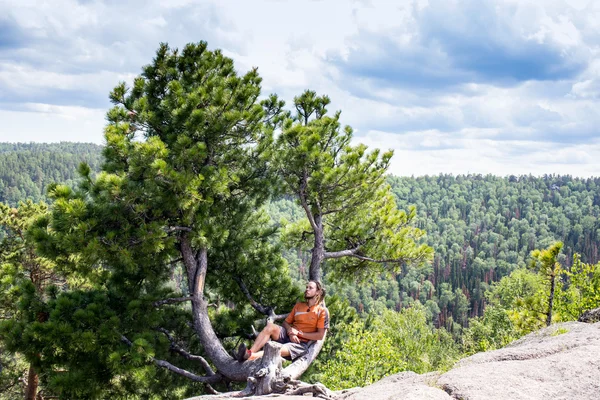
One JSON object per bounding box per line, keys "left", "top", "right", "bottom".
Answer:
{"left": 304, "top": 280, "right": 325, "bottom": 305}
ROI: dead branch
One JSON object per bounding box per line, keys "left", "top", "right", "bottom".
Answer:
{"left": 233, "top": 277, "right": 288, "bottom": 322}
{"left": 120, "top": 335, "right": 221, "bottom": 384}
{"left": 157, "top": 328, "right": 215, "bottom": 376}
{"left": 153, "top": 297, "right": 193, "bottom": 307}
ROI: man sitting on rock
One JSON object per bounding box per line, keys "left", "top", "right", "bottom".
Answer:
{"left": 236, "top": 280, "right": 329, "bottom": 362}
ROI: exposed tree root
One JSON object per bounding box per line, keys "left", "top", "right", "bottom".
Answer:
{"left": 185, "top": 341, "right": 334, "bottom": 399}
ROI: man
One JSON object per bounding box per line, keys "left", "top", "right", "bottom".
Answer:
{"left": 236, "top": 280, "right": 329, "bottom": 362}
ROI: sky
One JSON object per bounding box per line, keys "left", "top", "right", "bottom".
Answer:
{"left": 1, "top": 0, "right": 599, "bottom": 177}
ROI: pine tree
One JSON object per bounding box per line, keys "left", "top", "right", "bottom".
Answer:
{"left": 25, "top": 42, "right": 298, "bottom": 396}
{"left": 530, "top": 242, "right": 563, "bottom": 326}
{"left": 0, "top": 200, "right": 59, "bottom": 399}
{"left": 275, "top": 90, "right": 432, "bottom": 282}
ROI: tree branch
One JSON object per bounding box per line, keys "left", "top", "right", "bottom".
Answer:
{"left": 194, "top": 247, "right": 208, "bottom": 296}
{"left": 157, "top": 328, "right": 215, "bottom": 376}
{"left": 153, "top": 359, "right": 222, "bottom": 383}
{"left": 233, "top": 277, "right": 289, "bottom": 322}
{"left": 120, "top": 335, "right": 222, "bottom": 384}
{"left": 234, "top": 277, "right": 270, "bottom": 315}
{"left": 180, "top": 236, "right": 197, "bottom": 295}
{"left": 153, "top": 297, "right": 192, "bottom": 307}
{"left": 323, "top": 246, "right": 362, "bottom": 260}
{"left": 299, "top": 172, "right": 318, "bottom": 232}
{"left": 344, "top": 253, "right": 408, "bottom": 264}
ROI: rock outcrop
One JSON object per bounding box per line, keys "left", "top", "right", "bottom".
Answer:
{"left": 189, "top": 321, "right": 600, "bottom": 400}
{"left": 578, "top": 306, "right": 600, "bottom": 323}
{"left": 342, "top": 321, "right": 600, "bottom": 400}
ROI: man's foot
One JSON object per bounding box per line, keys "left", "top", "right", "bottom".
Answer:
{"left": 236, "top": 343, "right": 250, "bottom": 362}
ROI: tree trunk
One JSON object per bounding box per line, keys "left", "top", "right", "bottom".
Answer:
{"left": 24, "top": 364, "right": 38, "bottom": 400}
{"left": 282, "top": 332, "right": 327, "bottom": 380}
{"left": 180, "top": 238, "right": 325, "bottom": 384}
{"left": 309, "top": 215, "right": 324, "bottom": 282}
{"left": 180, "top": 240, "right": 255, "bottom": 381}
{"left": 547, "top": 273, "right": 556, "bottom": 326}
{"left": 243, "top": 341, "right": 283, "bottom": 396}
{"left": 190, "top": 295, "right": 256, "bottom": 381}
{"left": 238, "top": 340, "right": 332, "bottom": 398}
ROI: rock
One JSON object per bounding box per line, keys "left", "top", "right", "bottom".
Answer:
{"left": 335, "top": 371, "right": 451, "bottom": 400}
{"left": 578, "top": 307, "right": 600, "bottom": 323}
{"left": 187, "top": 322, "right": 600, "bottom": 400}
{"left": 437, "top": 322, "right": 600, "bottom": 400}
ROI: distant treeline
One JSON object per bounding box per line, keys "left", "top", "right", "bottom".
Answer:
{"left": 387, "top": 174, "right": 599, "bottom": 328}
{"left": 0, "top": 142, "right": 103, "bottom": 205}
{"left": 1, "top": 143, "right": 598, "bottom": 328}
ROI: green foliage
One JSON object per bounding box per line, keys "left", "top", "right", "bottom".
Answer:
{"left": 550, "top": 326, "right": 569, "bottom": 336}
{"left": 314, "top": 305, "right": 459, "bottom": 390}
{"left": 0, "top": 343, "right": 28, "bottom": 399}
{"left": 274, "top": 90, "right": 432, "bottom": 280}
{"left": 388, "top": 174, "right": 600, "bottom": 326}
{"left": 463, "top": 242, "right": 600, "bottom": 355}
{"left": 6, "top": 42, "right": 303, "bottom": 398}
{"left": 530, "top": 241, "right": 563, "bottom": 326}
{"left": 462, "top": 305, "right": 515, "bottom": 354}
{"left": 315, "top": 318, "right": 404, "bottom": 389}
{"left": 0, "top": 200, "right": 57, "bottom": 398}
{"left": 486, "top": 268, "right": 547, "bottom": 336}
{"left": 556, "top": 254, "right": 600, "bottom": 320}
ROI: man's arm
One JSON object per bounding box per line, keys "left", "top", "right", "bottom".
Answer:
{"left": 282, "top": 320, "right": 303, "bottom": 344}
{"left": 298, "top": 328, "right": 326, "bottom": 341}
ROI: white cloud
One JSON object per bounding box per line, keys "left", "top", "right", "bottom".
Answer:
{"left": 0, "top": 107, "right": 105, "bottom": 143}
{"left": 358, "top": 129, "right": 600, "bottom": 177}
{"left": 1, "top": 0, "right": 600, "bottom": 177}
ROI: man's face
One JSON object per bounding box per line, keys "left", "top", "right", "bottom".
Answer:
{"left": 304, "top": 282, "right": 317, "bottom": 299}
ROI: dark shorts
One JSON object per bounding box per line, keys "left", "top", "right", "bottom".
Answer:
{"left": 276, "top": 326, "right": 313, "bottom": 361}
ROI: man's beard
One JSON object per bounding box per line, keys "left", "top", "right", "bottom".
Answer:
{"left": 304, "top": 294, "right": 315, "bottom": 300}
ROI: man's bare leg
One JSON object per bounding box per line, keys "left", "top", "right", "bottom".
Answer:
{"left": 249, "top": 346, "right": 291, "bottom": 361}
{"left": 245, "top": 322, "right": 281, "bottom": 360}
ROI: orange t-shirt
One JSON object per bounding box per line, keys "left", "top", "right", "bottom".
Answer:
{"left": 285, "top": 302, "right": 330, "bottom": 341}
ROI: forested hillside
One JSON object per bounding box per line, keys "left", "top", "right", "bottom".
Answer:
{"left": 0, "top": 142, "right": 103, "bottom": 205}
{"left": 388, "top": 175, "right": 600, "bottom": 328}
{"left": 1, "top": 143, "right": 598, "bottom": 330}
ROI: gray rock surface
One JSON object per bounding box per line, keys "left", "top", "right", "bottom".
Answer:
{"left": 578, "top": 307, "right": 600, "bottom": 323}
{"left": 437, "top": 321, "right": 600, "bottom": 400}
{"left": 336, "top": 372, "right": 451, "bottom": 400}
{"left": 187, "top": 321, "right": 600, "bottom": 400}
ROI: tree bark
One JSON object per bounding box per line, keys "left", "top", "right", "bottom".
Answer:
{"left": 246, "top": 341, "right": 283, "bottom": 396}
{"left": 238, "top": 340, "right": 331, "bottom": 398}
{"left": 547, "top": 273, "right": 556, "bottom": 326}
{"left": 180, "top": 237, "right": 325, "bottom": 384}
{"left": 309, "top": 215, "right": 324, "bottom": 282}
{"left": 24, "top": 364, "right": 38, "bottom": 400}
{"left": 180, "top": 239, "right": 256, "bottom": 381}
{"left": 282, "top": 332, "right": 327, "bottom": 380}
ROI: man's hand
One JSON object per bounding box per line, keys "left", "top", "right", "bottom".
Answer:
{"left": 287, "top": 327, "right": 303, "bottom": 343}
{"left": 289, "top": 332, "right": 301, "bottom": 344}
{"left": 287, "top": 327, "right": 302, "bottom": 336}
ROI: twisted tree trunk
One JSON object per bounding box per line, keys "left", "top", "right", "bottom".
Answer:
{"left": 179, "top": 237, "right": 327, "bottom": 390}
{"left": 238, "top": 341, "right": 333, "bottom": 399}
